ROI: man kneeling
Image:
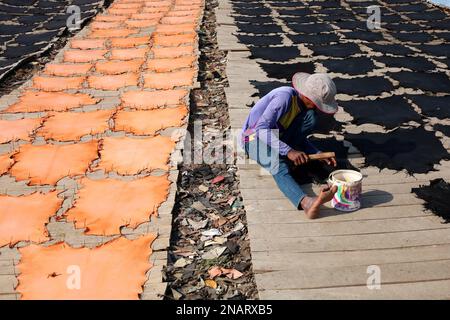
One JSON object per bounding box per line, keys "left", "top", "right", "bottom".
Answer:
{"left": 241, "top": 73, "right": 340, "bottom": 219}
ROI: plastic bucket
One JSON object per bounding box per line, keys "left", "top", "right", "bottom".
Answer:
{"left": 327, "top": 170, "right": 363, "bottom": 212}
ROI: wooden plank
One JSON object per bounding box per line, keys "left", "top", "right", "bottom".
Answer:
{"left": 251, "top": 244, "right": 450, "bottom": 270}
{"left": 239, "top": 181, "right": 429, "bottom": 195}
{"left": 243, "top": 194, "right": 424, "bottom": 212}
{"left": 250, "top": 228, "right": 450, "bottom": 253}
{"left": 243, "top": 205, "right": 432, "bottom": 223}
{"left": 247, "top": 216, "right": 449, "bottom": 239}
{"left": 219, "top": 3, "right": 450, "bottom": 299}
{"left": 229, "top": 109, "right": 251, "bottom": 116}
{"left": 238, "top": 168, "right": 450, "bottom": 186}
{"left": 254, "top": 259, "right": 450, "bottom": 290}
{"left": 231, "top": 119, "right": 247, "bottom": 126}
{"left": 215, "top": 10, "right": 234, "bottom": 25}
{"left": 229, "top": 111, "right": 248, "bottom": 119}
{"left": 217, "top": 29, "right": 248, "bottom": 51}
{"left": 238, "top": 163, "right": 450, "bottom": 177}
{"left": 359, "top": 168, "right": 450, "bottom": 185}
{"left": 259, "top": 280, "right": 450, "bottom": 299}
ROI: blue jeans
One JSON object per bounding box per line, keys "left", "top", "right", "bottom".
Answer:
{"left": 245, "top": 109, "right": 318, "bottom": 209}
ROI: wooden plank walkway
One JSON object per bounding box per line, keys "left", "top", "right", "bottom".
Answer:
{"left": 216, "top": 0, "right": 450, "bottom": 299}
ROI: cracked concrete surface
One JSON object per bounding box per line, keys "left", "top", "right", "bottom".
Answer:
{"left": 0, "top": 0, "right": 204, "bottom": 300}
{"left": 218, "top": 0, "right": 450, "bottom": 299}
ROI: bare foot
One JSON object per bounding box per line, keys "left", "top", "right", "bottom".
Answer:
{"left": 301, "top": 185, "right": 338, "bottom": 219}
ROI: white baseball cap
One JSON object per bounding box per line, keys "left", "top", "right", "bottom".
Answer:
{"left": 292, "top": 72, "right": 338, "bottom": 114}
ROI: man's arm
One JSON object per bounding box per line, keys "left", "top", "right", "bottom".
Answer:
{"left": 253, "top": 94, "right": 292, "bottom": 156}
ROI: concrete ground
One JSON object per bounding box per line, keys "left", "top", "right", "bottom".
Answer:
{"left": 0, "top": 0, "right": 203, "bottom": 300}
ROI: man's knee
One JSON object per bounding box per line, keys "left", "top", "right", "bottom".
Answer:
{"left": 302, "top": 109, "right": 317, "bottom": 133}
{"left": 269, "top": 158, "right": 290, "bottom": 176}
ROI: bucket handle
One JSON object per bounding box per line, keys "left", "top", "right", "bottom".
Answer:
{"left": 327, "top": 172, "right": 335, "bottom": 187}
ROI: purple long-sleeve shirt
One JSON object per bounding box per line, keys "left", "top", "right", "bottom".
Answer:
{"left": 241, "top": 86, "right": 319, "bottom": 156}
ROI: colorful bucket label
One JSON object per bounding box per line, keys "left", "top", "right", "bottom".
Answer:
{"left": 329, "top": 170, "right": 363, "bottom": 212}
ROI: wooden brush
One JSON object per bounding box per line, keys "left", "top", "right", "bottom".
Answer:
{"left": 308, "top": 152, "right": 335, "bottom": 160}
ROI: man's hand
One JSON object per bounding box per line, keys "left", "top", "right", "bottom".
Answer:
{"left": 320, "top": 157, "right": 337, "bottom": 167}
{"left": 287, "top": 150, "right": 309, "bottom": 166}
